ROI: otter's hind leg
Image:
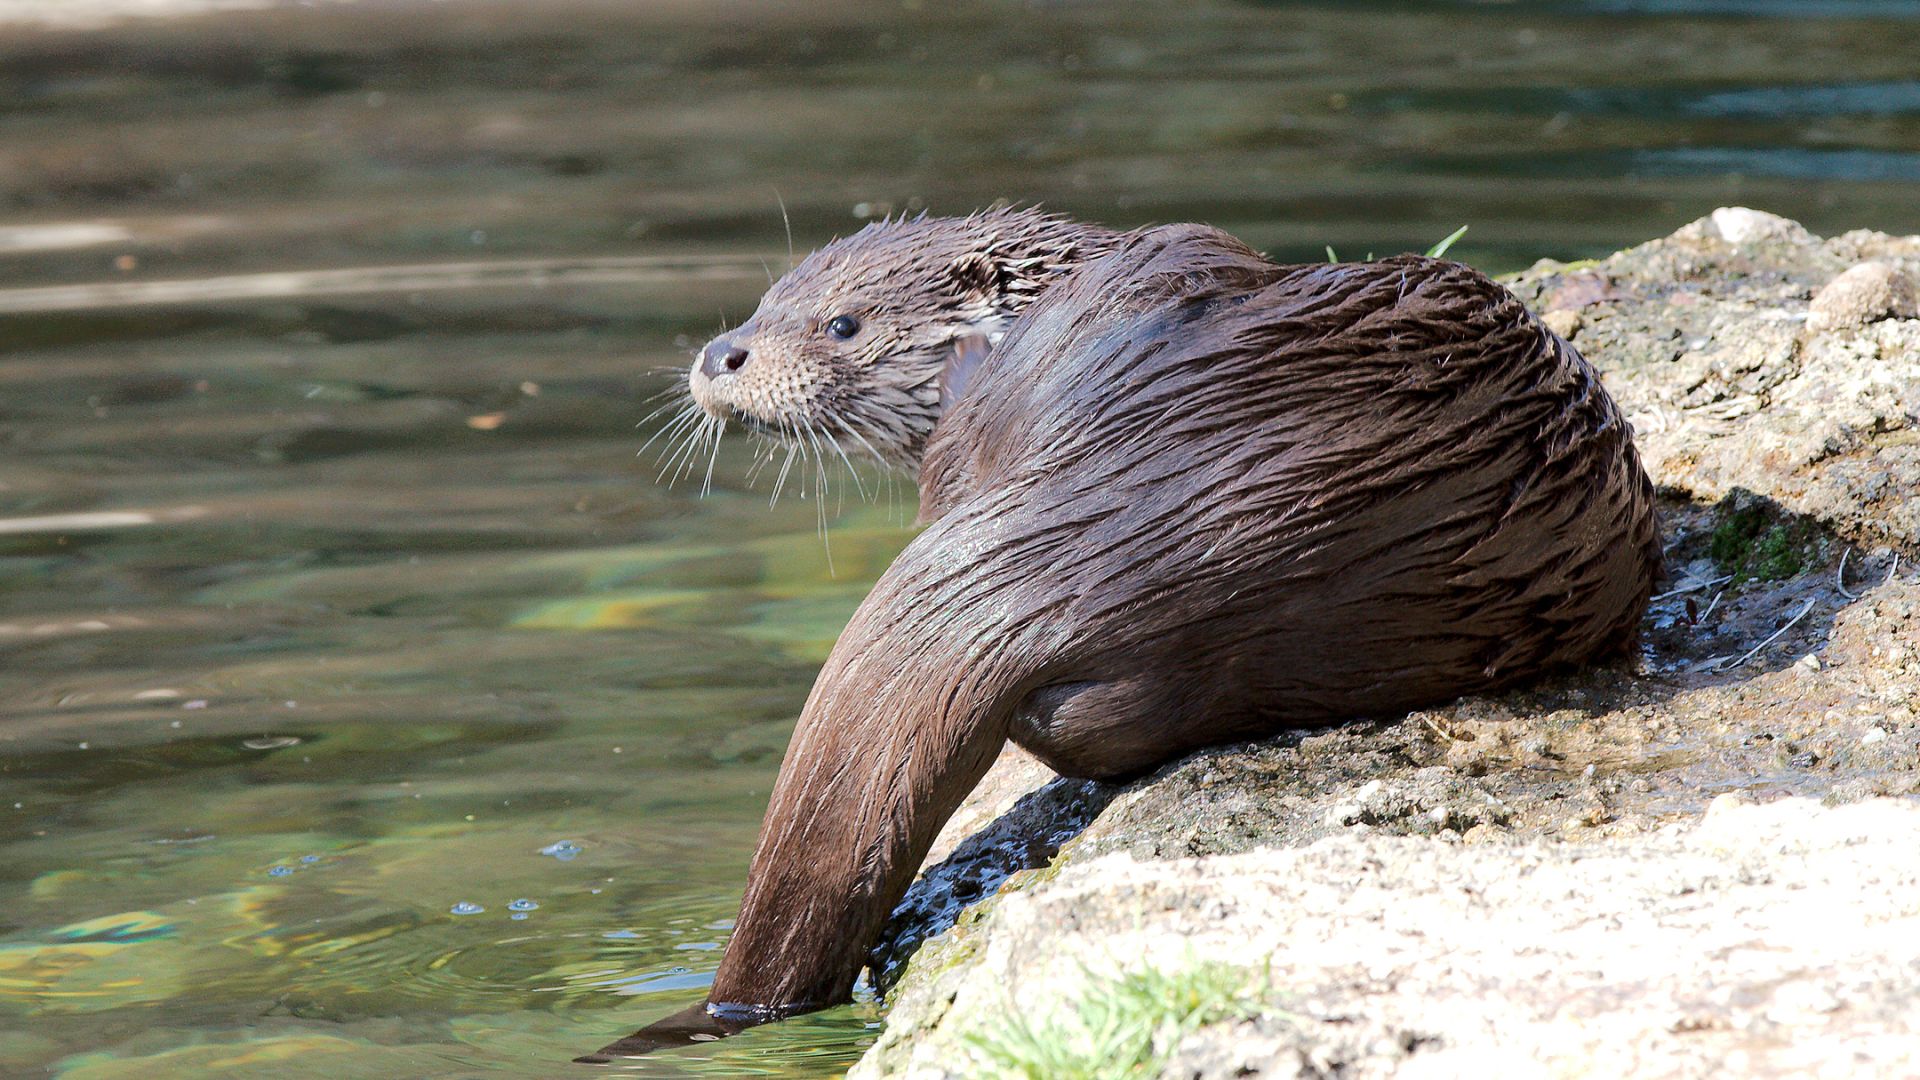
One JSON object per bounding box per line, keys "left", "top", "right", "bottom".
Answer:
{"left": 1009, "top": 677, "right": 1216, "bottom": 781}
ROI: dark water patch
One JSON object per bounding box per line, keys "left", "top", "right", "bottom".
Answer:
{"left": 1397, "top": 145, "right": 1920, "bottom": 183}
{"left": 1361, "top": 80, "right": 1920, "bottom": 119}
{"left": 0, "top": 719, "right": 559, "bottom": 802}
{"left": 1264, "top": 0, "right": 1920, "bottom": 16}
{"left": 0, "top": 309, "right": 231, "bottom": 350}
{"left": 1556, "top": 0, "right": 1920, "bottom": 16}
{"left": 1634, "top": 146, "right": 1920, "bottom": 181}
{"left": 1685, "top": 80, "right": 1920, "bottom": 117}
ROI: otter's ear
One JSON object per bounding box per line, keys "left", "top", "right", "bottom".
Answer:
{"left": 939, "top": 332, "right": 992, "bottom": 410}
{"left": 948, "top": 252, "right": 1004, "bottom": 301}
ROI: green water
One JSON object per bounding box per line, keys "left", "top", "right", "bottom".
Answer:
{"left": 2, "top": 1, "right": 1919, "bottom": 1076}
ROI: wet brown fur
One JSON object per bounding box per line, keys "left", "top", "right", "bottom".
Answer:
{"left": 688, "top": 206, "right": 1118, "bottom": 469}
{"left": 611, "top": 222, "right": 1663, "bottom": 1046}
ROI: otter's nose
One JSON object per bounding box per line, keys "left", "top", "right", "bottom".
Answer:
{"left": 700, "top": 337, "right": 751, "bottom": 379}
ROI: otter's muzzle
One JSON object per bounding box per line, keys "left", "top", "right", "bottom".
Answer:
{"left": 688, "top": 334, "right": 752, "bottom": 421}
{"left": 699, "top": 336, "right": 750, "bottom": 379}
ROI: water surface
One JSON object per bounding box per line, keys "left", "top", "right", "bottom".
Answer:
{"left": 3, "top": 1, "right": 1918, "bottom": 1076}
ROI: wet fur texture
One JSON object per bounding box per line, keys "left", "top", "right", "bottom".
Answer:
{"left": 642, "top": 224, "right": 1662, "bottom": 1030}
{"left": 688, "top": 207, "right": 1118, "bottom": 469}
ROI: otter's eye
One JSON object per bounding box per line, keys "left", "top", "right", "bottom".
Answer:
{"left": 826, "top": 315, "right": 861, "bottom": 340}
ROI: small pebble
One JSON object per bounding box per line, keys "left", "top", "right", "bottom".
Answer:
{"left": 539, "top": 840, "right": 583, "bottom": 861}
{"left": 1541, "top": 308, "right": 1583, "bottom": 339}
{"left": 1806, "top": 261, "right": 1918, "bottom": 333}
{"left": 1709, "top": 206, "right": 1809, "bottom": 246}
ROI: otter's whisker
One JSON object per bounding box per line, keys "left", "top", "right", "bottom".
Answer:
{"left": 775, "top": 189, "right": 795, "bottom": 274}
{"left": 744, "top": 439, "right": 778, "bottom": 486}
{"left": 700, "top": 417, "right": 725, "bottom": 498}
{"left": 830, "top": 417, "right": 891, "bottom": 474}
{"left": 657, "top": 411, "right": 711, "bottom": 485}
{"left": 634, "top": 396, "right": 695, "bottom": 438}
{"left": 819, "top": 427, "right": 869, "bottom": 505}
{"left": 635, "top": 381, "right": 697, "bottom": 424}
{"left": 669, "top": 415, "right": 717, "bottom": 487}
{"left": 654, "top": 430, "right": 695, "bottom": 485}
{"left": 769, "top": 441, "right": 799, "bottom": 508}
{"left": 637, "top": 377, "right": 689, "bottom": 404}
{"left": 798, "top": 418, "right": 821, "bottom": 499}
{"left": 641, "top": 395, "right": 702, "bottom": 445}
{"left": 639, "top": 414, "right": 695, "bottom": 466}
{"left": 797, "top": 421, "right": 836, "bottom": 565}
{"left": 641, "top": 404, "right": 702, "bottom": 461}
{"left": 808, "top": 425, "right": 843, "bottom": 519}
{"left": 691, "top": 413, "right": 721, "bottom": 490}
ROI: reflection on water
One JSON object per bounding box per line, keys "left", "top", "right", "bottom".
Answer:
{"left": 1, "top": 1, "right": 1917, "bottom": 1076}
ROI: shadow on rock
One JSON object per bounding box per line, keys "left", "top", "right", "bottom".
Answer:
{"left": 869, "top": 773, "right": 1120, "bottom": 993}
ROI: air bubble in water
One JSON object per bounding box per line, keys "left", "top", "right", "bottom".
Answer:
{"left": 507, "top": 898, "right": 538, "bottom": 912}
{"left": 450, "top": 901, "right": 484, "bottom": 916}
{"left": 538, "top": 840, "right": 582, "bottom": 861}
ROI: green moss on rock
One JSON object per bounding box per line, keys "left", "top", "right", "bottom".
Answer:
{"left": 1708, "top": 489, "right": 1827, "bottom": 584}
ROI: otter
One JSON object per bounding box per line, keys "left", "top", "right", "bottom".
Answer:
{"left": 685, "top": 206, "right": 1118, "bottom": 471}
{"left": 587, "top": 221, "right": 1662, "bottom": 1059}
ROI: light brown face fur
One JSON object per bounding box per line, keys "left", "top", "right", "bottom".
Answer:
{"left": 687, "top": 208, "right": 1115, "bottom": 472}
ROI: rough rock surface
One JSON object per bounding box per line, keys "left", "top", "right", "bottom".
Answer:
{"left": 867, "top": 798, "right": 1920, "bottom": 1079}
{"left": 1507, "top": 205, "right": 1920, "bottom": 549}
{"left": 854, "top": 210, "right": 1920, "bottom": 1078}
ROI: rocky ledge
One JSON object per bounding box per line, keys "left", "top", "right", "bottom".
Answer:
{"left": 854, "top": 209, "right": 1920, "bottom": 1079}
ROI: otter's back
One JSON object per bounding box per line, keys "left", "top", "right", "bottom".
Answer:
{"left": 920, "top": 225, "right": 1661, "bottom": 731}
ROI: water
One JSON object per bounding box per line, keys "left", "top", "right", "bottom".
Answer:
{"left": 1, "top": 1, "right": 1917, "bottom": 1076}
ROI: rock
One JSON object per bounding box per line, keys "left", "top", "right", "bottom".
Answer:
{"left": 1705, "top": 206, "right": 1816, "bottom": 246}
{"left": 1806, "top": 261, "right": 1919, "bottom": 333}
{"left": 859, "top": 799, "right": 1920, "bottom": 1079}
{"left": 1540, "top": 307, "right": 1583, "bottom": 339}
{"left": 856, "top": 211, "right": 1920, "bottom": 1079}
{"left": 1505, "top": 210, "right": 1920, "bottom": 550}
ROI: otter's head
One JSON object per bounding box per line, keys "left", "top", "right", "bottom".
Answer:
{"left": 687, "top": 207, "right": 1115, "bottom": 472}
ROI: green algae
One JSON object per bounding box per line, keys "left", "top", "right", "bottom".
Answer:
{"left": 1709, "top": 489, "right": 1829, "bottom": 584}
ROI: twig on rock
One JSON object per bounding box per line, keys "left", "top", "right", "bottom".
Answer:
{"left": 1836, "top": 549, "right": 1860, "bottom": 602}
{"left": 1714, "top": 597, "right": 1818, "bottom": 673}
{"left": 1701, "top": 589, "right": 1726, "bottom": 621}
{"left": 1651, "top": 574, "right": 1734, "bottom": 603}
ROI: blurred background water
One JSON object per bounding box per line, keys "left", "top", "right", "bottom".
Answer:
{"left": 1, "top": 0, "right": 1917, "bottom": 1076}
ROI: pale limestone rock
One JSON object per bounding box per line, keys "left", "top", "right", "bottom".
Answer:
{"left": 1806, "top": 261, "right": 1919, "bottom": 333}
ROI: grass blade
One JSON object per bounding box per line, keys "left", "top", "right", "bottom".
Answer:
{"left": 1425, "top": 224, "right": 1469, "bottom": 259}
